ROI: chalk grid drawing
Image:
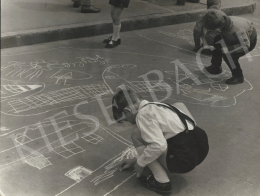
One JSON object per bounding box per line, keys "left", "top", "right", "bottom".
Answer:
{"left": 129, "top": 81, "right": 172, "bottom": 93}
{"left": 3, "top": 84, "right": 112, "bottom": 115}
{"left": 15, "top": 131, "right": 33, "bottom": 145}
{"left": 52, "top": 142, "right": 85, "bottom": 159}
{"left": 82, "top": 133, "right": 104, "bottom": 145}
{"left": 24, "top": 154, "right": 52, "bottom": 170}
{"left": 65, "top": 166, "right": 93, "bottom": 182}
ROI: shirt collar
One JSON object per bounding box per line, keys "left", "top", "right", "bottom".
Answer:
{"left": 138, "top": 100, "right": 149, "bottom": 111}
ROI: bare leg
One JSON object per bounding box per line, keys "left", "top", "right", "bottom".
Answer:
{"left": 131, "top": 128, "right": 170, "bottom": 183}
{"left": 110, "top": 6, "right": 124, "bottom": 41}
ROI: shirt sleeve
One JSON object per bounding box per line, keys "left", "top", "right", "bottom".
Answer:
{"left": 136, "top": 112, "right": 167, "bottom": 167}
{"left": 228, "top": 30, "right": 250, "bottom": 53}
{"left": 193, "top": 19, "right": 204, "bottom": 48}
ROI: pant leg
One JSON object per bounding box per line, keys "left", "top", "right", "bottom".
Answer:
{"left": 222, "top": 53, "right": 243, "bottom": 77}
{"left": 222, "top": 37, "right": 257, "bottom": 78}
{"left": 211, "top": 34, "right": 223, "bottom": 67}
{"left": 81, "top": 0, "right": 93, "bottom": 6}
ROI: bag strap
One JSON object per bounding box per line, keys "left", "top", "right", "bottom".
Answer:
{"left": 142, "top": 102, "right": 196, "bottom": 132}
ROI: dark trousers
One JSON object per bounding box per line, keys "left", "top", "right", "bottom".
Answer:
{"left": 166, "top": 126, "right": 209, "bottom": 174}
{"left": 211, "top": 35, "right": 257, "bottom": 77}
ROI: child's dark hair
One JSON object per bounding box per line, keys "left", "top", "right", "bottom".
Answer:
{"left": 112, "top": 89, "right": 143, "bottom": 122}
{"left": 204, "top": 10, "right": 226, "bottom": 30}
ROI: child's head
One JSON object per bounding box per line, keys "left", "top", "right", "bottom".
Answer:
{"left": 112, "top": 89, "right": 143, "bottom": 124}
{"left": 204, "top": 9, "right": 227, "bottom": 30}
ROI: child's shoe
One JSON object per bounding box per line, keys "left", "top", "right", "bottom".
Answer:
{"left": 204, "top": 64, "right": 222, "bottom": 74}
{"left": 103, "top": 36, "right": 121, "bottom": 44}
{"left": 105, "top": 39, "right": 121, "bottom": 48}
{"left": 226, "top": 76, "right": 244, "bottom": 85}
{"left": 137, "top": 174, "right": 172, "bottom": 195}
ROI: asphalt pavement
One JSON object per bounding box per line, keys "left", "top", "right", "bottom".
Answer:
{"left": 1, "top": 12, "right": 260, "bottom": 196}
{"left": 1, "top": 0, "right": 257, "bottom": 48}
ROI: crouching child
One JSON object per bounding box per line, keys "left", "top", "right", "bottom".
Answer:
{"left": 113, "top": 89, "right": 209, "bottom": 195}
{"left": 203, "top": 10, "right": 257, "bottom": 85}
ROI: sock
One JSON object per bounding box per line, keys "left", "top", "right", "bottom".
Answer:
{"left": 112, "top": 24, "right": 121, "bottom": 41}
{"left": 136, "top": 146, "right": 170, "bottom": 183}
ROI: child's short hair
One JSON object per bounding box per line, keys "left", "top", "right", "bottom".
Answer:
{"left": 204, "top": 9, "right": 226, "bottom": 30}
{"left": 112, "top": 89, "right": 143, "bottom": 122}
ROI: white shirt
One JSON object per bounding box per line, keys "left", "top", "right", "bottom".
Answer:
{"left": 136, "top": 100, "right": 195, "bottom": 167}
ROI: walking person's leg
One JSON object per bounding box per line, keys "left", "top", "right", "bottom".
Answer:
{"left": 81, "top": 0, "right": 100, "bottom": 13}
{"left": 105, "top": 5, "right": 124, "bottom": 48}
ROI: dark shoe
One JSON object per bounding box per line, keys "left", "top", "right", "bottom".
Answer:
{"left": 105, "top": 39, "right": 121, "bottom": 48}
{"left": 81, "top": 5, "right": 101, "bottom": 13}
{"left": 103, "top": 36, "right": 121, "bottom": 44}
{"left": 103, "top": 36, "right": 112, "bottom": 43}
{"left": 137, "top": 175, "right": 172, "bottom": 195}
{"left": 226, "top": 76, "right": 244, "bottom": 85}
{"left": 73, "top": 1, "right": 81, "bottom": 8}
{"left": 204, "top": 64, "right": 222, "bottom": 74}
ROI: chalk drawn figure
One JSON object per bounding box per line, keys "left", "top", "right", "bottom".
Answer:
{"left": 50, "top": 69, "right": 92, "bottom": 85}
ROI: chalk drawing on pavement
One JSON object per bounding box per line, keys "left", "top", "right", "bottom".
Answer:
{"left": 25, "top": 154, "right": 52, "bottom": 170}
{"left": 65, "top": 166, "right": 93, "bottom": 182}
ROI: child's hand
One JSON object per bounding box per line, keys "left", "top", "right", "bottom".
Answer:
{"left": 118, "top": 158, "right": 136, "bottom": 171}
{"left": 134, "top": 163, "right": 144, "bottom": 177}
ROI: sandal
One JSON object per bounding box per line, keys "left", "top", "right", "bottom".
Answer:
{"left": 105, "top": 39, "right": 121, "bottom": 48}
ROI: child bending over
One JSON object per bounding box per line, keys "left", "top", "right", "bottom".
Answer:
{"left": 203, "top": 10, "right": 257, "bottom": 85}
{"left": 113, "top": 89, "right": 209, "bottom": 195}
{"left": 193, "top": 0, "right": 222, "bottom": 52}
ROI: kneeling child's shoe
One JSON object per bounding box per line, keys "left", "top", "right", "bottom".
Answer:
{"left": 226, "top": 76, "right": 244, "bottom": 85}
{"left": 204, "top": 64, "right": 222, "bottom": 75}
{"left": 137, "top": 175, "right": 172, "bottom": 195}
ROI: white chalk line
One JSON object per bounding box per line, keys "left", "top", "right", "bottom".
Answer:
{"left": 54, "top": 182, "right": 78, "bottom": 196}
{"left": 103, "top": 173, "right": 136, "bottom": 196}
{"left": 0, "top": 189, "right": 6, "bottom": 196}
